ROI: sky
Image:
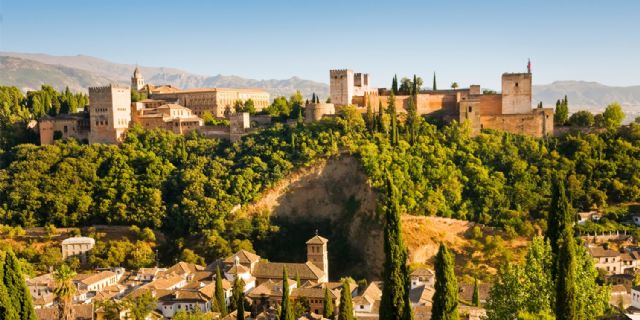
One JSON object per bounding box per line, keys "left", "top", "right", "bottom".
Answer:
{"left": 0, "top": 0, "right": 639, "bottom": 90}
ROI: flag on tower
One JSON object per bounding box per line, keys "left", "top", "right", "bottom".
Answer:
{"left": 527, "top": 59, "right": 532, "bottom": 74}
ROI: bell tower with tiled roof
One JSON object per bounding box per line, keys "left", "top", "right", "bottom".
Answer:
{"left": 306, "top": 231, "right": 329, "bottom": 279}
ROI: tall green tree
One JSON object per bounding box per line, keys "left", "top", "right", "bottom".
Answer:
{"left": 213, "top": 267, "right": 228, "bottom": 316}
{"left": 388, "top": 92, "right": 398, "bottom": 146}
{"left": 433, "top": 72, "right": 437, "bottom": 90}
{"left": 379, "top": 176, "right": 413, "bottom": 320}
{"left": 323, "top": 287, "right": 335, "bottom": 319}
{"left": 366, "top": 98, "right": 374, "bottom": 133}
{"left": 230, "top": 277, "right": 245, "bottom": 311}
{"left": 431, "top": 243, "right": 458, "bottom": 320}
{"left": 546, "top": 175, "right": 572, "bottom": 255}
{"left": 472, "top": 278, "right": 480, "bottom": 307}
{"left": 0, "top": 250, "right": 37, "bottom": 320}
{"left": 236, "top": 289, "right": 245, "bottom": 320}
{"left": 377, "top": 101, "right": 386, "bottom": 133}
{"left": 280, "top": 267, "right": 295, "bottom": 320}
{"left": 338, "top": 280, "right": 354, "bottom": 320}
{"left": 392, "top": 75, "right": 399, "bottom": 94}
{"left": 554, "top": 96, "right": 569, "bottom": 125}
{"left": 555, "top": 230, "right": 577, "bottom": 320}
{"left": 53, "top": 264, "right": 76, "bottom": 320}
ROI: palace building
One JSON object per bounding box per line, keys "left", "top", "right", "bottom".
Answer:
{"left": 328, "top": 63, "right": 554, "bottom": 137}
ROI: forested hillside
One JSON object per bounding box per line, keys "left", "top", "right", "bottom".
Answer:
{"left": 1, "top": 103, "right": 639, "bottom": 266}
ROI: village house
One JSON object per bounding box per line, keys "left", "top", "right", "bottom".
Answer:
{"left": 589, "top": 245, "right": 624, "bottom": 274}
{"left": 61, "top": 236, "right": 95, "bottom": 264}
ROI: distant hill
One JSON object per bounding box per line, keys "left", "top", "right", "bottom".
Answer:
{"left": 533, "top": 81, "right": 640, "bottom": 123}
{"left": 0, "top": 56, "right": 113, "bottom": 93}
{"left": 0, "top": 52, "right": 330, "bottom": 98}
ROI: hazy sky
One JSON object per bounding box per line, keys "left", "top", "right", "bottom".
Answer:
{"left": 0, "top": 0, "right": 638, "bottom": 89}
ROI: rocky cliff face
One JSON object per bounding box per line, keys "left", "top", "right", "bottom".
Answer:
{"left": 243, "top": 156, "right": 384, "bottom": 280}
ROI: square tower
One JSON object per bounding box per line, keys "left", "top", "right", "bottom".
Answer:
{"left": 306, "top": 233, "right": 329, "bottom": 279}
{"left": 330, "top": 69, "right": 354, "bottom": 106}
{"left": 501, "top": 73, "right": 532, "bottom": 114}
{"left": 88, "top": 84, "right": 132, "bottom": 144}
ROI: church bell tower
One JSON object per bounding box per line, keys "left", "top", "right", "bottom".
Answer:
{"left": 131, "top": 66, "right": 145, "bottom": 91}
{"left": 306, "top": 231, "right": 329, "bottom": 279}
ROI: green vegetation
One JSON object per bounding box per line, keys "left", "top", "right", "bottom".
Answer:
{"left": 213, "top": 267, "right": 227, "bottom": 316}
{"left": 0, "top": 249, "right": 37, "bottom": 320}
{"left": 338, "top": 280, "right": 354, "bottom": 320}
{"left": 555, "top": 96, "right": 569, "bottom": 125}
{"left": 379, "top": 177, "right": 412, "bottom": 320}
{"left": 323, "top": 287, "right": 335, "bottom": 319}
{"left": 279, "top": 267, "right": 295, "bottom": 320}
{"left": 431, "top": 243, "right": 458, "bottom": 320}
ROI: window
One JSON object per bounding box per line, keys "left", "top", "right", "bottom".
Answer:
{"left": 468, "top": 106, "right": 472, "bottom": 113}
{"left": 515, "top": 82, "right": 519, "bottom": 87}
{"left": 63, "top": 125, "right": 68, "bottom": 133}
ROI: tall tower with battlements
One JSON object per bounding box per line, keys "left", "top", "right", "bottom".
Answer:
{"left": 306, "top": 232, "right": 329, "bottom": 279}
{"left": 329, "top": 69, "right": 354, "bottom": 106}
{"left": 501, "top": 72, "right": 532, "bottom": 114}
{"left": 88, "top": 84, "right": 132, "bottom": 144}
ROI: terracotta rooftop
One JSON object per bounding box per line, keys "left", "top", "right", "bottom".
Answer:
{"left": 306, "top": 235, "right": 329, "bottom": 245}
{"left": 410, "top": 268, "right": 435, "bottom": 277}
{"left": 224, "top": 249, "right": 261, "bottom": 265}
{"left": 253, "top": 262, "right": 325, "bottom": 281}
{"left": 76, "top": 271, "right": 116, "bottom": 286}
{"left": 588, "top": 246, "right": 620, "bottom": 258}
{"left": 35, "top": 303, "right": 93, "bottom": 320}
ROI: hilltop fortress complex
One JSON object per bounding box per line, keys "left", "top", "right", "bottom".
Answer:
{"left": 328, "top": 67, "right": 554, "bottom": 137}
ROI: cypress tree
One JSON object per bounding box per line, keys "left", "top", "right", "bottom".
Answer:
{"left": 230, "top": 277, "right": 245, "bottom": 311}
{"left": 366, "top": 98, "right": 374, "bottom": 133}
{"left": 312, "top": 93, "right": 316, "bottom": 104}
{"left": 555, "top": 230, "right": 577, "bottom": 320}
{"left": 214, "top": 267, "right": 228, "bottom": 316}
{"left": 412, "top": 74, "right": 418, "bottom": 95}
{"left": 433, "top": 72, "right": 437, "bottom": 90}
{"left": 379, "top": 176, "right": 413, "bottom": 320}
{"left": 431, "top": 243, "right": 459, "bottom": 320}
{"left": 472, "top": 277, "right": 480, "bottom": 307}
{"left": 378, "top": 101, "right": 385, "bottom": 133}
{"left": 388, "top": 92, "right": 398, "bottom": 146}
{"left": 392, "top": 75, "right": 399, "bottom": 94}
{"left": 236, "top": 289, "right": 245, "bottom": 320}
{"left": 2, "top": 250, "right": 37, "bottom": 320}
{"left": 338, "top": 280, "right": 354, "bottom": 320}
{"left": 0, "top": 251, "right": 15, "bottom": 320}
{"left": 546, "top": 175, "right": 573, "bottom": 256}
{"left": 323, "top": 287, "right": 335, "bottom": 319}
{"left": 280, "top": 267, "right": 295, "bottom": 320}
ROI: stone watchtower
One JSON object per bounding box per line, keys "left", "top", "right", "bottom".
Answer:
{"left": 131, "top": 66, "right": 145, "bottom": 91}
{"left": 88, "top": 84, "right": 132, "bottom": 144}
{"left": 329, "top": 69, "right": 354, "bottom": 106}
{"left": 306, "top": 232, "right": 329, "bottom": 279}
{"left": 501, "top": 72, "right": 532, "bottom": 114}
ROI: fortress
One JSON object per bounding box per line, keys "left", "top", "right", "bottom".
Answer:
{"left": 329, "top": 67, "right": 554, "bottom": 137}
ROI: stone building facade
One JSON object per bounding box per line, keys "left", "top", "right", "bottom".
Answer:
{"left": 61, "top": 236, "right": 95, "bottom": 264}
{"left": 88, "top": 84, "right": 132, "bottom": 144}
{"left": 132, "top": 103, "right": 203, "bottom": 135}
{"left": 329, "top": 68, "right": 554, "bottom": 137}
{"left": 148, "top": 88, "right": 270, "bottom": 118}
{"left": 39, "top": 112, "right": 90, "bottom": 145}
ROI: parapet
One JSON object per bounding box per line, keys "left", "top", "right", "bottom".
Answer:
{"left": 89, "top": 84, "right": 131, "bottom": 93}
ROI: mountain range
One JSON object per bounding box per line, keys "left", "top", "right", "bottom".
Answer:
{"left": 0, "top": 52, "right": 638, "bottom": 122}
{"left": 0, "top": 52, "right": 330, "bottom": 98}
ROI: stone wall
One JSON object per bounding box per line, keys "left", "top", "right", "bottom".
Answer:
{"left": 480, "top": 108, "right": 553, "bottom": 137}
